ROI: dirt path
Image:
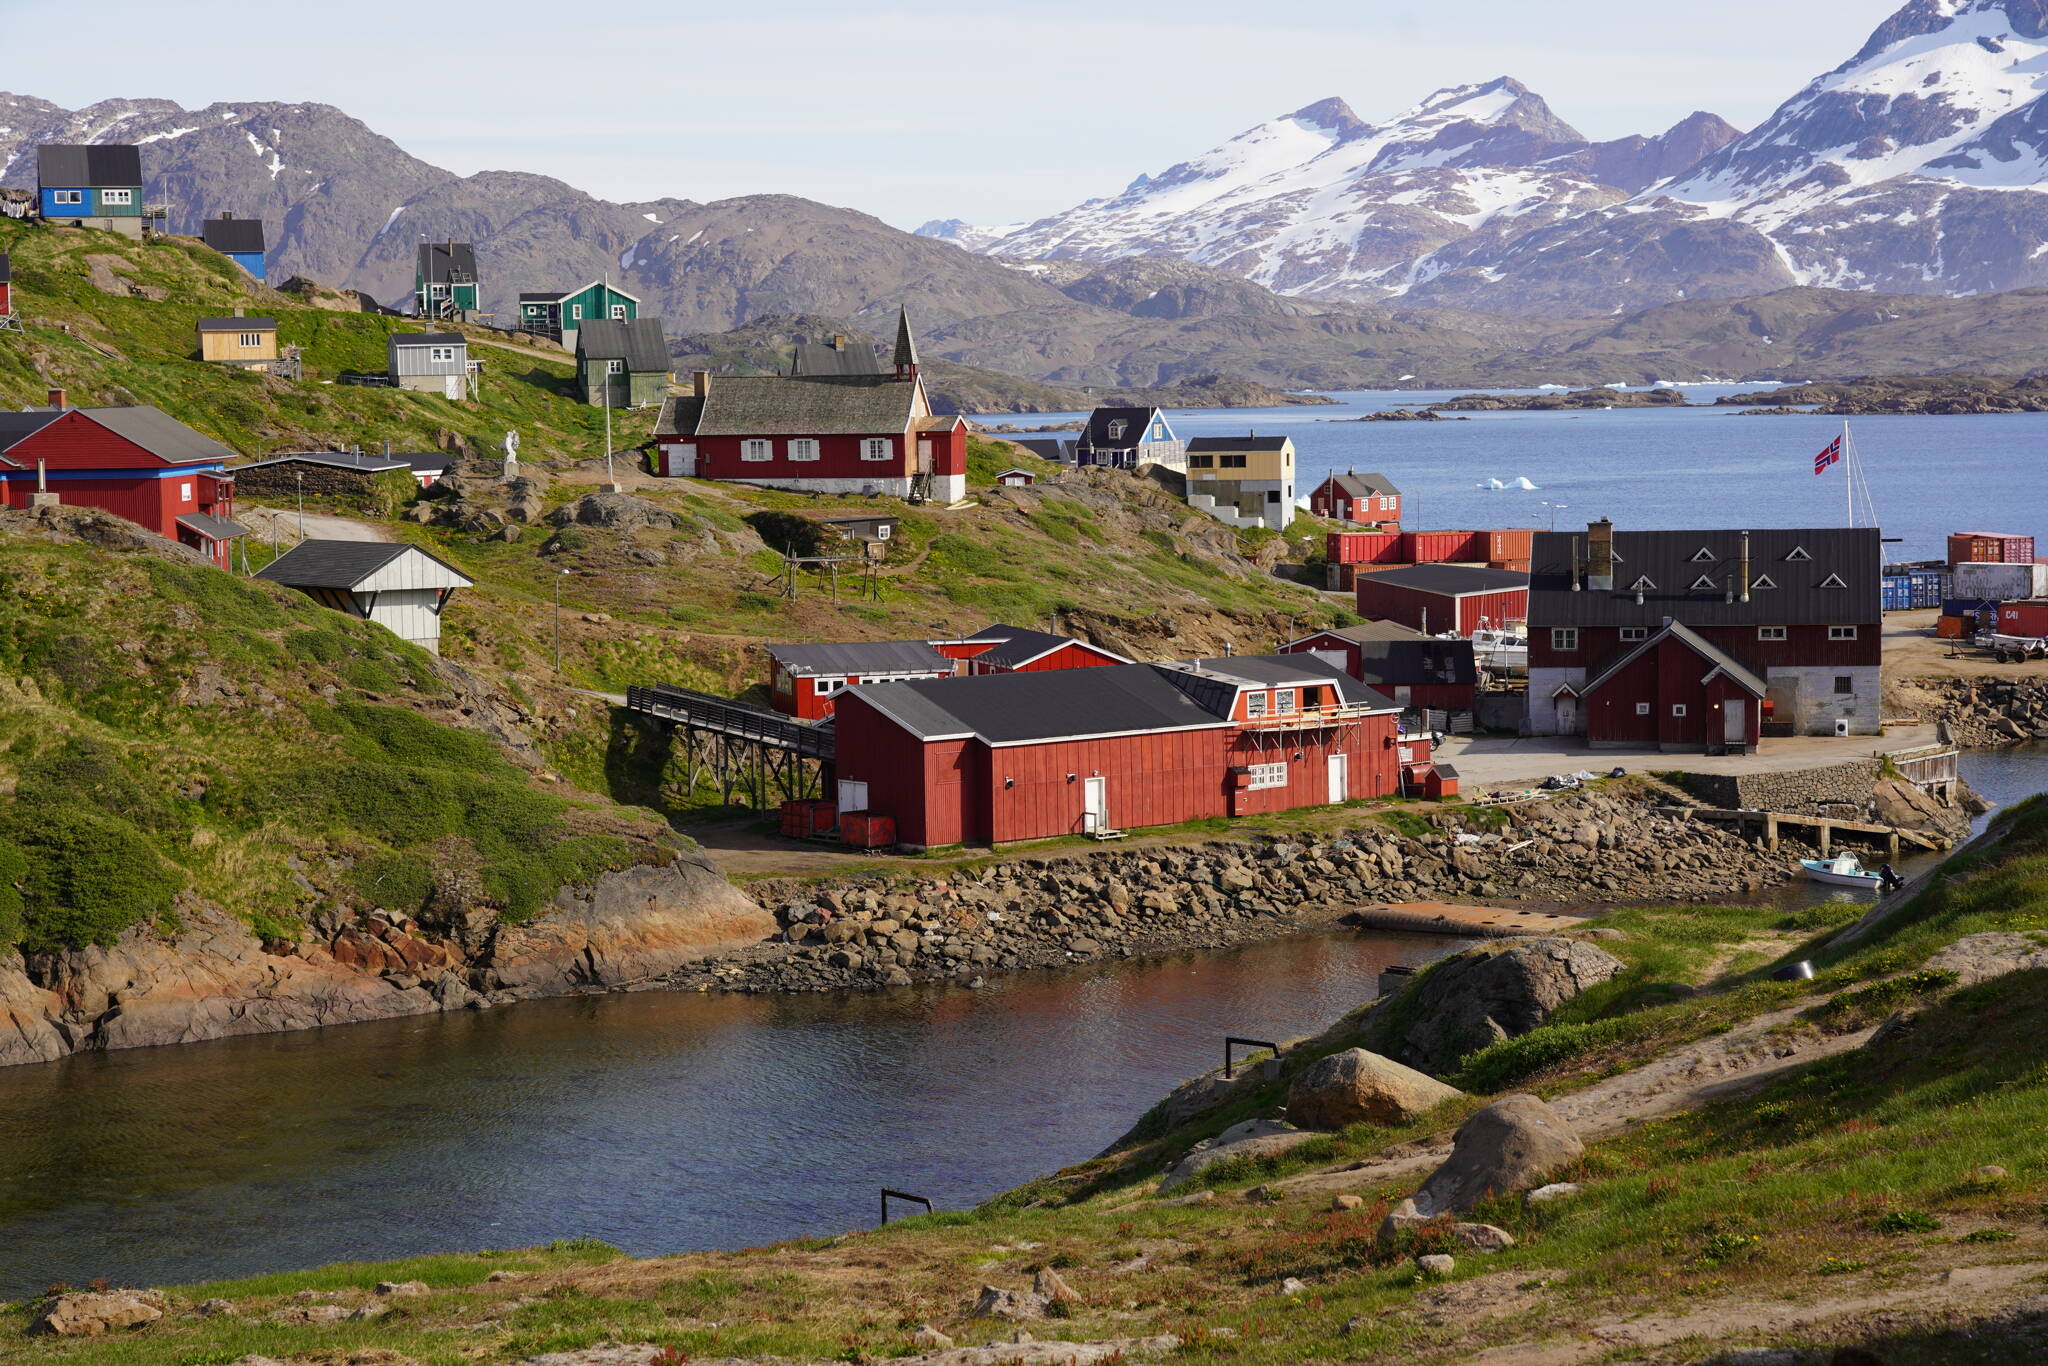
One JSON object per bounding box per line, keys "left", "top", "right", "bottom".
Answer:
{"left": 238, "top": 506, "right": 391, "bottom": 544}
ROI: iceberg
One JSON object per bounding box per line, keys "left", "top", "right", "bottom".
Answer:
{"left": 1509, "top": 476, "right": 1538, "bottom": 490}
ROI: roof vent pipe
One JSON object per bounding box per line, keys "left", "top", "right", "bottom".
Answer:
{"left": 1740, "top": 531, "right": 1752, "bottom": 603}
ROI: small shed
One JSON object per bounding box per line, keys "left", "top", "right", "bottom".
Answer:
{"left": 1354, "top": 563, "right": 1529, "bottom": 637}
{"left": 574, "top": 316, "right": 671, "bottom": 408}
{"left": 993, "top": 467, "right": 1036, "bottom": 487}
{"left": 387, "top": 332, "right": 472, "bottom": 398}
{"left": 255, "top": 540, "right": 474, "bottom": 654}
{"left": 810, "top": 513, "right": 898, "bottom": 557}
{"left": 201, "top": 212, "right": 268, "bottom": 280}
{"left": 197, "top": 315, "right": 279, "bottom": 370}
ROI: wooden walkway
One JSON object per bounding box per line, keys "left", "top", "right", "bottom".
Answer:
{"left": 1347, "top": 901, "right": 1592, "bottom": 939}
{"left": 1650, "top": 806, "right": 1944, "bottom": 857}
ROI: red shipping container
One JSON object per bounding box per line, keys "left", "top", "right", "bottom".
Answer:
{"left": 1481, "top": 528, "right": 1533, "bottom": 563}
{"left": 1328, "top": 531, "right": 1402, "bottom": 565}
{"left": 1997, "top": 601, "right": 2048, "bottom": 636}
{"left": 1403, "top": 530, "right": 1482, "bottom": 564}
{"left": 1492, "top": 557, "right": 1531, "bottom": 573}
{"left": 841, "top": 812, "right": 896, "bottom": 849}
{"left": 780, "top": 800, "right": 811, "bottom": 836}
{"left": 1950, "top": 532, "right": 2036, "bottom": 565}
{"left": 1936, "top": 614, "right": 1968, "bottom": 639}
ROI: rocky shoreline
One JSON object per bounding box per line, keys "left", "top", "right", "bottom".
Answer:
{"left": 1914, "top": 676, "right": 2048, "bottom": 748}
{"left": 657, "top": 785, "right": 1915, "bottom": 998}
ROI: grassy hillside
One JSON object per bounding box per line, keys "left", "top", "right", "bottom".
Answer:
{"left": 0, "top": 516, "right": 671, "bottom": 956}
{"left": 0, "top": 219, "right": 620, "bottom": 460}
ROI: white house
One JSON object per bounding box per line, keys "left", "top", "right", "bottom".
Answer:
{"left": 256, "top": 540, "right": 474, "bottom": 654}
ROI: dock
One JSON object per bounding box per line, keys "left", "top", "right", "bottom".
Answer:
{"left": 1650, "top": 806, "right": 1944, "bottom": 858}
{"left": 1347, "top": 900, "right": 1592, "bottom": 939}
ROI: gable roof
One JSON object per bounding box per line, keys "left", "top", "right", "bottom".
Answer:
{"left": 196, "top": 315, "right": 276, "bottom": 332}
{"left": 201, "top": 216, "right": 266, "bottom": 254}
{"left": 1291, "top": 620, "right": 1426, "bottom": 646}
{"left": 1352, "top": 637, "right": 1477, "bottom": 688}
{"left": 519, "top": 290, "right": 565, "bottom": 304}
{"left": 764, "top": 640, "right": 950, "bottom": 678}
{"left": 38, "top": 144, "right": 142, "bottom": 187}
{"left": 254, "top": 540, "right": 472, "bottom": 591}
{"left": 852, "top": 662, "right": 1231, "bottom": 745}
{"left": 1080, "top": 406, "right": 1168, "bottom": 450}
{"left": 1010, "top": 438, "right": 1070, "bottom": 462}
{"left": 416, "top": 242, "right": 477, "bottom": 284}
{"left": 1161, "top": 654, "right": 1392, "bottom": 709}
{"left": 1363, "top": 563, "right": 1529, "bottom": 597}
{"left": 791, "top": 340, "right": 884, "bottom": 377}
{"left": 1527, "top": 527, "right": 1881, "bottom": 627}
{"left": 0, "top": 406, "right": 236, "bottom": 469}
{"left": 389, "top": 331, "right": 466, "bottom": 347}
{"left": 663, "top": 374, "right": 919, "bottom": 438}
{"left": 1186, "top": 436, "right": 1291, "bottom": 453}
{"left": 1582, "top": 619, "right": 1767, "bottom": 698}
{"left": 574, "top": 316, "right": 670, "bottom": 371}
{"left": 968, "top": 622, "right": 1128, "bottom": 670}
{"left": 1323, "top": 471, "right": 1400, "bottom": 498}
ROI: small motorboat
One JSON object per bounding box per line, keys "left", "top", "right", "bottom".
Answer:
{"left": 1799, "top": 854, "right": 1885, "bottom": 890}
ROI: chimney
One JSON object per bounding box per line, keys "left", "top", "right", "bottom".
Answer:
{"left": 1740, "top": 531, "right": 1751, "bottom": 603}
{"left": 46, "top": 388, "right": 66, "bottom": 410}
{"left": 221, "top": 210, "right": 234, "bottom": 220}
{"left": 693, "top": 369, "right": 711, "bottom": 399}
{"left": 233, "top": 304, "right": 244, "bottom": 317}
{"left": 1587, "top": 518, "right": 1615, "bottom": 592}
{"left": 1570, "top": 536, "right": 1582, "bottom": 593}
{"left": 830, "top": 334, "right": 846, "bottom": 351}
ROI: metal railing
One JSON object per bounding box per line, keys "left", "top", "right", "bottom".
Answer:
{"left": 1237, "top": 701, "right": 1386, "bottom": 731}
{"left": 625, "top": 684, "right": 836, "bottom": 760}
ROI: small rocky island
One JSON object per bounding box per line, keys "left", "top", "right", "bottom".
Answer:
{"left": 1430, "top": 386, "right": 1691, "bottom": 411}
{"left": 1716, "top": 374, "right": 2048, "bottom": 414}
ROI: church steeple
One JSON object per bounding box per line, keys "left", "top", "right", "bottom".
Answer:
{"left": 892, "top": 306, "right": 919, "bottom": 381}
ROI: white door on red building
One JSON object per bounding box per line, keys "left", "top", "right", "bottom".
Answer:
{"left": 1724, "top": 700, "right": 1746, "bottom": 744}
{"left": 1326, "top": 754, "right": 1348, "bottom": 804}
{"left": 666, "top": 442, "right": 697, "bottom": 476}
{"left": 837, "top": 780, "right": 869, "bottom": 814}
{"left": 1556, "top": 697, "right": 1578, "bottom": 734}
{"left": 1082, "top": 777, "right": 1107, "bottom": 831}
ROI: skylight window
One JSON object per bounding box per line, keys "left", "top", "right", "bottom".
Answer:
{"left": 1689, "top": 574, "right": 1719, "bottom": 591}
{"left": 1817, "top": 572, "right": 1848, "bottom": 589}
{"left": 1750, "top": 574, "right": 1777, "bottom": 590}
{"left": 1785, "top": 545, "right": 1812, "bottom": 562}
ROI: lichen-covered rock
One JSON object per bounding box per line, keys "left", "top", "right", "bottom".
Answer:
{"left": 547, "top": 491, "right": 681, "bottom": 531}
{"left": 1386, "top": 938, "right": 1625, "bottom": 1076}
{"left": 1158, "top": 1119, "right": 1318, "bottom": 1192}
{"left": 32, "top": 1289, "right": 165, "bottom": 1336}
{"left": 1396, "top": 1094, "right": 1583, "bottom": 1225}
{"left": 1287, "top": 1048, "right": 1463, "bottom": 1129}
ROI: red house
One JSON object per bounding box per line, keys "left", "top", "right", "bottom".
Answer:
{"left": 830, "top": 655, "right": 1409, "bottom": 849}
{"left": 1527, "top": 521, "right": 1882, "bottom": 747}
{"left": 648, "top": 310, "right": 967, "bottom": 505}
{"left": 1281, "top": 621, "right": 1478, "bottom": 713}
{"left": 1309, "top": 470, "right": 1401, "bottom": 526}
{"left": 0, "top": 395, "right": 248, "bottom": 567}
{"left": 766, "top": 640, "right": 956, "bottom": 721}
{"left": 1355, "top": 563, "right": 1528, "bottom": 636}
{"left": 956, "top": 623, "right": 1129, "bottom": 675}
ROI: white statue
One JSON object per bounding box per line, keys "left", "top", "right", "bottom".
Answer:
{"left": 502, "top": 429, "right": 520, "bottom": 478}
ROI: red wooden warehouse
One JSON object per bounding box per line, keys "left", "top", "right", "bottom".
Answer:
{"left": 1354, "top": 563, "right": 1529, "bottom": 636}
{"left": 765, "top": 624, "right": 1128, "bottom": 720}
{"left": 0, "top": 395, "right": 248, "bottom": 567}
{"left": 1281, "top": 620, "right": 1478, "bottom": 712}
{"left": 831, "top": 655, "right": 1415, "bottom": 850}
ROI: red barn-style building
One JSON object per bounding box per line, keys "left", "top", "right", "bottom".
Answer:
{"left": 0, "top": 396, "right": 247, "bottom": 567}
{"left": 957, "top": 623, "right": 1128, "bottom": 675}
{"left": 648, "top": 310, "right": 967, "bottom": 504}
{"left": 765, "top": 624, "right": 1127, "bottom": 720}
{"left": 1309, "top": 470, "right": 1401, "bottom": 526}
{"left": 831, "top": 655, "right": 1412, "bottom": 849}
{"left": 1526, "top": 521, "right": 1882, "bottom": 747}
{"left": 1354, "top": 563, "right": 1528, "bottom": 636}
{"left": 1281, "top": 620, "right": 1478, "bottom": 713}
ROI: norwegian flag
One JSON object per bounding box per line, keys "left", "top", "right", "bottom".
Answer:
{"left": 1814, "top": 434, "right": 1843, "bottom": 475}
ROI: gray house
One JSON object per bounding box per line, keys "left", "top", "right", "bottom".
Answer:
{"left": 1074, "top": 406, "right": 1185, "bottom": 471}
{"left": 387, "top": 332, "right": 472, "bottom": 398}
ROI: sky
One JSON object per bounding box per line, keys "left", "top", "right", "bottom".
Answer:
{"left": 6, "top": 0, "right": 1901, "bottom": 229}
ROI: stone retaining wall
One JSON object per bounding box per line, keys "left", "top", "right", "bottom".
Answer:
{"left": 1681, "top": 760, "right": 1884, "bottom": 815}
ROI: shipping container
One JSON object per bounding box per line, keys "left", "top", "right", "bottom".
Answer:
{"left": 1402, "top": 530, "right": 1483, "bottom": 564}
{"left": 1955, "top": 560, "right": 2048, "bottom": 601}
{"left": 1481, "top": 529, "right": 1533, "bottom": 564}
{"left": 1949, "top": 532, "right": 2037, "bottom": 565}
{"left": 1937, "top": 614, "right": 1969, "bottom": 639}
{"left": 1882, "top": 573, "right": 1950, "bottom": 611}
{"left": 1327, "top": 531, "right": 1403, "bottom": 565}
{"left": 1997, "top": 600, "right": 2048, "bottom": 637}
{"left": 1943, "top": 597, "right": 1998, "bottom": 621}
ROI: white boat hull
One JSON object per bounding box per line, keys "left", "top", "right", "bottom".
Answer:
{"left": 1800, "top": 859, "right": 1883, "bottom": 890}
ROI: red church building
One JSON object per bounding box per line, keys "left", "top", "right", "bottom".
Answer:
{"left": 830, "top": 655, "right": 1415, "bottom": 849}
{"left": 648, "top": 310, "right": 967, "bottom": 504}
{"left": 1526, "top": 521, "right": 1882, "bottom": 748}
{"left": 0, "top": 395, "right": 248, "bottom": 567}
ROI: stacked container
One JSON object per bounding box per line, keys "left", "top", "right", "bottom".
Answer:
{"left": 1949, "top": 532, "right": 2036, "bottom": 565}
{"left": 1954, "top": 561, "right": 2048, "bottom": 603}
{"left": 1880, "top": 570, "right": 1951, "bottom": 611}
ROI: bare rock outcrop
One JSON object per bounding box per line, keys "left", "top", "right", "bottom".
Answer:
{"left": 31, "top": 1289, "right": 167, "bottom": 1335}
{"left": 1287, "top": 1047, "right": 1464, "bottom": 1129}
{"left": 1385, "top": 938, "right": 1625, "bottom": 1076}
{"left": 1158, "top": 1118, "right": 1318, "bottom": 1192}
{"left": 547, "top": 491, "right": 681, "bottom": 531}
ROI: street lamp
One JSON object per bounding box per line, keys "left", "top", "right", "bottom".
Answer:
{"left": 1539, "top": 500, "right": 1569, "bottom": 531}
{"left": 552, "top": 568, "right": 570, "bottom": 673}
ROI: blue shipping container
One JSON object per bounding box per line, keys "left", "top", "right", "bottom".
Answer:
{"left": 1944, "top": 597, "right": 1999, "bottom": 619}
{"left": 1882, "top": 577, "right": 1912, "bottom": 612}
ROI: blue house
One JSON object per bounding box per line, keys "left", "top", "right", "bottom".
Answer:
{"left": 201, "top": 213, "right": 267, "bottom": 280}
{"left": 37, "top": 145, "right": 144, "bottom": 239}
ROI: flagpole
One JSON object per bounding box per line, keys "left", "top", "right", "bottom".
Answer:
{"left": 1842, "top": 421, "right": 1853, "bottom": 527}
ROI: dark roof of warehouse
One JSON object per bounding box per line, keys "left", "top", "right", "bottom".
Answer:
{"left": 174, "top": 512, "right": 249, "bottom": 541}
{"left": 967, "top": 622, "right": 1125, "bottom": 670}
{"left": 764, "top": 640, "right": 950, "bottom": 678}
{"left": 234, "top": 450, "right": 448, "bottom": 475}
{"left": 1361, "top": 563, "right": 1529, "bottom": 596}
{"left": 1160, "top": 654, "right": 1393, "bottom": 714}
{"left": 575, "top": 316, "right": 670, "bottom": 371}
{"left": 1353, "top": 637, "right": 1477, "bottom": 688}
{"left": 38, "top": 144, "right": 142, "bottom": 186}
{"left": 851, "top": 662, "right": 1229, "bottom": 744}
{"left": 1294, "top": 620, "right": 1425, "bottom": 644}
{"left": 1527, "top": 526, "right": 1882, "bottom": 627}
{"left": 0, "top": 406, "right": 235, "bottom": 468}
{"left": 201, "top": 216, "right": 266, "bottom": 254}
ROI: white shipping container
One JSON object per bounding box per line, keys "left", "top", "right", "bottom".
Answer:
{"left": 1952, "top": 561, "right": 2048, "bottom": 601}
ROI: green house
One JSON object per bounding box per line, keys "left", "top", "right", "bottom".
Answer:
{"left": 575, "top": 317, "right": 671, "bottom": 408}
{"left": 415, "top": 242, "right": 479, "bottom": 321}
{"left": 519, "top": 280, "right": 639, "bottom": 352}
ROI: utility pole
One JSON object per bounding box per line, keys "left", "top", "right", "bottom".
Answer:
{"left": 553, "top": 569, "right": 569, "bottom": 672}
{"left": 295, "top": 471, "right": 305, "bottom": 540}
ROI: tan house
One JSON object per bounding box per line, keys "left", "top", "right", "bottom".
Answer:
{"left": 197, "top": 314, "right": 279, "bottom": 371}
{"left": 1184, "top": 434, "right": 1296, "bottom": 531}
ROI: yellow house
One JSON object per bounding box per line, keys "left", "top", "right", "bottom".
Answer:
{"left": 197, "top": 314, "right": 279, "bottom": 371}
{"left": 1184, "top": 434, "right": 1296, "bottom": 531}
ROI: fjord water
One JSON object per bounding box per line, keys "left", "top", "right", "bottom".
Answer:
{"left": 0, "top": 931, "right": 1444, "bottom": 1295}
{"left": 1031, "top": 385, "right": 2043, "bottom": 561}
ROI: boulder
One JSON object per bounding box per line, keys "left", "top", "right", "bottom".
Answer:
{"left": 375, "top": 1279, "right": 428, "bottom": 1296}
{"left": 1286, "top": 1048, "right": 1463, "bottom": 1129}
{"left": 1385, "top": 938, "right": 1624, "bottom": 1076}
{"left": 1158, "top": 1119, "right": 1319, "bottom": 1193}
{"left": 1033, "top": 1267, "right": 1081, "bottom": 1305}
{"left": 547, "top": 491, "right": 680, "bottom": 531}
{"left": 1451, "top": 1222, "right": 1516, "bottom": 1252}
{"left": 973, "top": 1285, "right": 1047, "bottom": 1320}
{"left": 1417, "top": 1254, "right": 1456, "bottom": 1277}
{"left": 1402, "top": 1094, "right": 1583, "bottom": 1220}
{"left": 1526, "top": 1182, "right": 1581, "bottom": 1205}
{"left": 912, "top": 1325, "right": 955, "bottom": 1348}
{"left": 33, "top": 1290, "right": 166, "bottom": 1335}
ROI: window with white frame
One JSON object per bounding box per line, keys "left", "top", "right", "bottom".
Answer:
{"left": 570, "top": 304, "right": 583, "bottom": 319}
{"left": 860, "top": 438, "right": 891, "bottom": 461}
{"left": 788, "top": 439, "right": 820, "bottom": 462}
{"left": 1829, "top": 625, "right": 1858, "bottom": 640}
{"left": 1672, "top": 704, "right": 1687, "bottom": 717}
{"left": 1246, "top": 762, "right": 1287, "bottom": 790}
{"left": 428, "top": 346, "right": 456, "bottom": 363}
{"left": 1551, "top": 628, "right": 1579, "bottom": 651}
{"left": 1758, "top": 626, "right": 1787, "bottom": 641}
{"left": 430, "top": 284, "right": 449, "bottom": 298}
{"left": 179, "top": 483, "right": 192, "bottom": 502}
{"left": 239, "top": 332, "right": 264, "bottom": 348}
{"left": 814, "top": 677, "right": 847, "bottom": 697}
{"left": 605, "top": 358, "right": 624, "bottom": 375}
{"left": 102, "top": 189, "right": 133, "bottom": 205}
{"left": 1619, "top": 626, "right": 1648, "bottom": 642}
{"left": 1635, "top": 702, "right": 1651, "bottom": 715}
{"left": 741, "top": 439, "right": 773, "bottom": 462}
{"left": 1274, "top": 689, "right": 1297, "bottom": 714}
{"left": 1245, "top": 691, "right": 1268, "bottom": 718}
{"left": 609, "top": 304, "right": 626, "bottom": 319}
{"left": 1106, "top": 420, "right": 1127, "bottom": 441}
{"left": 52, "top": 190, "right": 82, "bottom": 205}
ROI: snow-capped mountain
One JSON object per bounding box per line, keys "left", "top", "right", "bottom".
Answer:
{"left": 941, "top": 0, "right": 2048, "bottom": 317}
{"left": 927, "top": 79, "right": 1739, "bottom": 303}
